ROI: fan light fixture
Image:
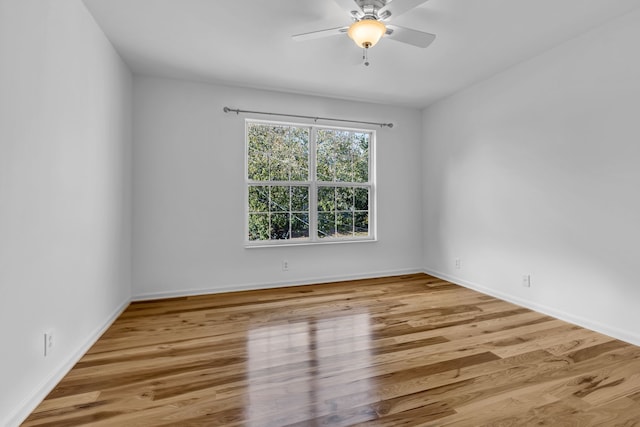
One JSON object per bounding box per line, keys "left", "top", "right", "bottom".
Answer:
{"left": 347, "top": 19, "right": 386, "bottom": 48}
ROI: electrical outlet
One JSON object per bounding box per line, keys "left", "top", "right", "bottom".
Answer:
{"left": 282, "top": 260, "right": 289, "bottom": 271}
{"left": 522, "top": 274, "right": 531, "bottom": 288}
{"left": 455, "top": 258, "right": 461, "bottom": 270}
{"left": 44, "top": 332, "right": 54, "bottom": 357}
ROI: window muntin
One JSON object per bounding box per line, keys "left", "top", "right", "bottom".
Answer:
{"left": 246, "top": 120, "right": 375, "bottom": 246}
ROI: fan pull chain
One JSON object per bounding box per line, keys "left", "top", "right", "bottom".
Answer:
{"left": 362, "top": 47, "right": 370, "bottom": 67}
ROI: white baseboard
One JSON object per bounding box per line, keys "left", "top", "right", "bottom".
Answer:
{"left": 423, "top": 267, "right": 640, "bottom": 348}
{"left": 132, "top": 268, "right": 424, "bottom": 301}
{"left": 6, "top": 298, "right": 130, "bottom": 427}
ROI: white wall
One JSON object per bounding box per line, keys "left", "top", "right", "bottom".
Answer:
{"left": 0, "top": 1, "right": 132, "bottom": 425}
{"left": 132, "top": 77, "right": 423, "bottom": 298}
{"left": 422, "top": 8, "right": 640, "bottom": 344}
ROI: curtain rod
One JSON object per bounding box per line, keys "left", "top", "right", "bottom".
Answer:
{"left": 223, "top": 107, "right": 393, "bottom": 128}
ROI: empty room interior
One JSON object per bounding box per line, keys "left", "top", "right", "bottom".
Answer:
{"left": 3, "top": 0, "right": 640, "bottom": 425}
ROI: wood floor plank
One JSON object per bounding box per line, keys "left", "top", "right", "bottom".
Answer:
{"left": 22, "top": 273, "right": 640, "bottom": 426}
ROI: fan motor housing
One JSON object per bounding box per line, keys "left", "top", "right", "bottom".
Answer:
{"left": 355, "top": 0, "right": 389, "bottom": 19}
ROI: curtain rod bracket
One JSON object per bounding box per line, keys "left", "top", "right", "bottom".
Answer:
{"left": 223, "top": 106, "right": 393, "bottom": 129}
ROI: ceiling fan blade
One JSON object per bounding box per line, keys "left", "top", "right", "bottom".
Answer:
{"left": 332, "top": 0, "right": 364, "bottom": 16}
{"left": 292, "top": 27, "right": 348, "bottom": 42}
{"left": 379, "top": 0, "right": 429, "bottom": 20}
{"left": 385, "top": 24, "right": 435, "bottom": 48}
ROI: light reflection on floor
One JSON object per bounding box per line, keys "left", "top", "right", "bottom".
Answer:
{"left": 246, "top": 313, "right": 373, "bottom": 425}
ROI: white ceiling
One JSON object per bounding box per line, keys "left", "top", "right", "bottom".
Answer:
{"left": 83, "top": 0, "right": 640, "bottom": 108}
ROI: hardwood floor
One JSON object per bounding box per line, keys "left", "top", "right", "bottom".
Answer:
{"left": 22, "top": 274, "right": 640, "bottom": 426}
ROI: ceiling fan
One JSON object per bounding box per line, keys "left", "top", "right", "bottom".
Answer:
{"left": 292, "top": 0, "right": 436, "bottom": 65}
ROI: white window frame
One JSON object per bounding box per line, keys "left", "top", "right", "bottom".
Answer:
{"left": 244, "top": 119, "right": 376, "bottom": 247}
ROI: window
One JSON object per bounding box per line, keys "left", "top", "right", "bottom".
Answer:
{"left": 246, "top": 120, "right": 375, "bottom": 246}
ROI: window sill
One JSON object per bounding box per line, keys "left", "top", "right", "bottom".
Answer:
{"left": 244, "top": 237, "right": 377, "bottom": 249}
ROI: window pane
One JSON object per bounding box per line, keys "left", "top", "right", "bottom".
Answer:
{"left": 248, "top": 123, "right": 309, "bottom": 182}
{"left": 247, "top": 125, "right": 270, "bottom": 153}
{"left": 269, "top": 157, "right": 289, "bottom": 181}
{"left": 248, "top": 213, "right": 269, "bottom": 241}
{"left": 354, "top": 188, "right": 368, "bottom": 211}
{"left": 318, "top": 212, "right": 335, "bottom": 239}
{"left": 248, "top": 151, "right": 269, "bottom": 181}
{"left": 317, "top": 129, "right": 370, "bottom": 183}
{"left": 316, "top": 131, "right": 334, "bottom": 181}
{"left": 270, "top": 213, "right": 290, "bottom": 240}
{"left": 334, "top": 153, "right": 353, "bottom": 182}
{"left": 336, "top": 187, "right": 354, "bottom": 211}
{"left": 289, "top": 129, "right": 309, "bottom": 180}
{"left": 291, "top": 186, "right": 309, "bottom": 211}
{"left": 337, "top": 212, "right": 354, "bottom": 237}
{"left": 270, "top": 186, "right": 289, "bottom": 213}
{"left": 290, "top": 154, "right": 309, "bottom": 181}
{"left": 247, "top": 124, "right": 272, "bottom": 181}
{"left": 248, "top": 186, "right": 269, "bottom": 213}
{"left": 317, "top": 186, "right": 335, "bottom": 212}
{"left": 353, "top": 157, "right": 368, "bottom": 183}
{"left": 317, "top": 129, "right": 342, "bottom": 182}
{"left": 354, "top": 212, "right": 369, "bottom": 236}
{"left": 291, "top": 213, "right": 309, "bottom": 239}
{"left": 352, "top": 133, "right": 369, "bottom": 183}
